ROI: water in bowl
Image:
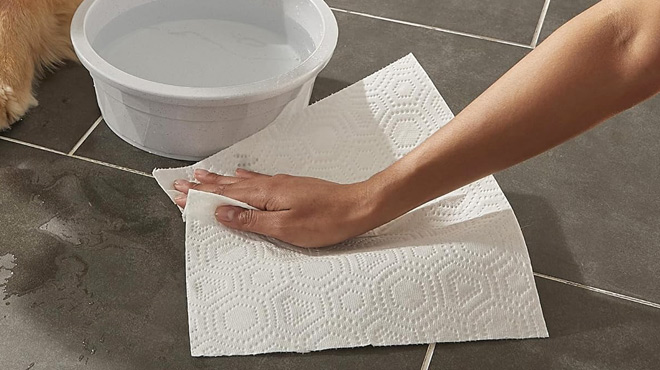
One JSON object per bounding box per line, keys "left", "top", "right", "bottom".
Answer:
{"left": 92, "top": 1, "right": 316, "bottom": 88}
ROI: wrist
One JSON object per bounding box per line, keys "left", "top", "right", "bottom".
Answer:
{"left": 355, "top": 169, "right": 406, "bottom": 228}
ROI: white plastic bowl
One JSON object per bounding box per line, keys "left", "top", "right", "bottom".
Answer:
{"left": 71, "top": 0, "right": 338, "bottom": 160}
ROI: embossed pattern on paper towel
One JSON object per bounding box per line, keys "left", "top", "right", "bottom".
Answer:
{"left": 154, "top": 54, "right": 548, "bottom": 356}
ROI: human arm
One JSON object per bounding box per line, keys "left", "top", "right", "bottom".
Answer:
{"left": 174, "top": 0, "right": 660, "bottom": 247}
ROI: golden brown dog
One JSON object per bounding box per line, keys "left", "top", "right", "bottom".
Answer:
{"left": 0, "top": 0, "right": 83, "bottom": 129}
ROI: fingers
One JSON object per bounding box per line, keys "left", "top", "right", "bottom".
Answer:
{"left": 194, "top": 168, "right": 268, "bottom": 182}
{"left": 173, "top": 179, "right": 193, "bottom": 194}
{"left": 171, "top": 180, "right": 249, "bottom": 208}
{"left": 172, "top": 181, "right": 263, "bottom": 211}
{"left": 174, "top": 172, "right": 239, "bottom": 194}
{"left": 194, "top": 169, "right": 243, "bottom": 185}
{"left": 173, "top": 178, "right": 259, "bottom": 209}
{"left": 173, "top": 180, "right": 223, "bottom": 194}
{"left": 215, "top": 206, "right": 286, "bottom": 239}
{"left": 172, "top": 168, "right": 275, "bottom": 210}
{"left": 174, "top": 193, "right": 187, "bottom": 208}
{"left": 235, "top": 168, "right": 269, "bottom": 179}
{"left": 173, "top": 169, "right": 264, "bottom": 192}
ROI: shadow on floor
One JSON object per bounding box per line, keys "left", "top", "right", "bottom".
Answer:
{"left": 504, "top": 192, "right": 584, "bottom": 337}
{"left": 310, "top": 77, "right": 352, "bottom": 103}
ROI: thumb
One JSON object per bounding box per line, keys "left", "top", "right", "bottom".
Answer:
{"left": 215, "top": 206, "right": 283, "bottom": 238}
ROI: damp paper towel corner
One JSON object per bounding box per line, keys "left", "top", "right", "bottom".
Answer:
{"left": 153, "top": 54, "right": 548, "bottom": 356}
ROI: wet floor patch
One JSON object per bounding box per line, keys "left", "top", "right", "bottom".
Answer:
{"left": 0, "top": 253, "right": 17, "bottom": 300}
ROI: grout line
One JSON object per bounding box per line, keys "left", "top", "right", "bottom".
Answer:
{"left": 420, "top": 343, "right": 436, "bottom": 370}
{"left": 70, "top": 155, "right": 153, "bottom": 178}
{"left": 534, "top": 272, "right": 660, "bottom": 309}
{"left": 0, "top": 135, "right": 153, "bottom": 178}
{"left": 530, "top": 0, "right": 551, "bottom": 47}
{"left": 330, "top": 7, "right": 533, "bottom": 50}
{"left": 68, "top": 115, "right": 103, "bottom": 155}
{"left": 0, "top": 135, "right": 67, "bottom": 156}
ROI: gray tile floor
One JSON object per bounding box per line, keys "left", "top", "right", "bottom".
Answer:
{"left": 2, "top": 0, "right": 659, "bottom": 368}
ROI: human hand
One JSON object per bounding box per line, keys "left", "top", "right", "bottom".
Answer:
{"left": 173, "top": 169, "right": 380, "bottom": 248}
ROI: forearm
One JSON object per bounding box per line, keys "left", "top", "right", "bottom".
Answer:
{"left": 365, "top": 0, "right": 660, "bottom": 224}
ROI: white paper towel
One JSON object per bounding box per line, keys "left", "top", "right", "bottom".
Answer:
{"left": 154, "top": 54, "right": 547, "bottom": 356}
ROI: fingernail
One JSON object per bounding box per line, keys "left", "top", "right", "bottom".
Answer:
{"left": 215, "top": 207, "right": 236, "bottom": 222}
{"left": 173, "top": 180, "right": 184, "bottom": 188}
{"left": 174, "top": 194, "right": 186, "bottom": 201}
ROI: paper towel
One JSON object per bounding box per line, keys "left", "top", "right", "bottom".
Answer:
{"left": 154, "top": 54, "right": 547, "bottom": 356}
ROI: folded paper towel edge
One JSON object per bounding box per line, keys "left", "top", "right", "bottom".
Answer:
{"left": 190, "top": 332, "right": 550, "bottom": 357}
{"left": 504, "top": 202, "right": 550, "bottom": 334}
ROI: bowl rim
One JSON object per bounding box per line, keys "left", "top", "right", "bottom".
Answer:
{"left": 71, "top": 0, "right": 338, "bottom": 105}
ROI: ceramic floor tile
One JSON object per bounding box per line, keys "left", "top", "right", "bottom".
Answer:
{"left": 75, "top": 120, "right": 193, "bottom": 174}
{"left": 429, "top": 277, "right": 660, "bottom": 370}
{"left": 0, "top": 141, "right": 427, "bottom": 370}
{"left": 538, "top": 0, "right": 599, "bottom": 42}
{"left": 314, "top": 11, "right": 528, "bottom": 113}
{"left": 496, "top": 93, "right": 660, "bottom": 303}
{"left": 0, "top": 63, "right": 100, "bottom": 153}
{"left": 327, "top": 0, "right": 546, "bottom": 45}
{"left": 487, "top": 0, "right": 660, "bottom": 310}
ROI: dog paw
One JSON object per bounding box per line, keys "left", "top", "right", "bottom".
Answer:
{"left": 0, "top": 85, "right": 38, "bottom": 130}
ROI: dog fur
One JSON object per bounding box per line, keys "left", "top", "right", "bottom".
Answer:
{"left": 0, "top": 0, "right": 83, "bottom": 129}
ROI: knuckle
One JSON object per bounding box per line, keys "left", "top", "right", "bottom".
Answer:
{"left": 213, "top": 184, "right": 227, "bottom": 195}
{"left": 264, "top": 196, "right": 280, "bottom": 211}
{"left": 272, "top": 174, "right": 290, "bottom": 182}
{"left": 205, "top": 172, "right": 220, "bottom": 182}
{"left": 238, "top": 210, "right": 258, "bottom": 228}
